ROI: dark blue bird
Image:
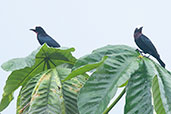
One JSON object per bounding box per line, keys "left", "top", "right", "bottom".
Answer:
{"left": 30, "top": 26, "right": 60, "bottom": 48}
{"left": 134, "top": 27, "right": 165, "bottom": 68}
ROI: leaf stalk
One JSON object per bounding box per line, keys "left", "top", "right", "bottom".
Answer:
{"left": 103, "top": 87, "right": 126, "bottom": 114}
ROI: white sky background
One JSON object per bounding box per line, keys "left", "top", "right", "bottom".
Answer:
{"left": 0, "top": 0, "right": 171, "bottom": 114}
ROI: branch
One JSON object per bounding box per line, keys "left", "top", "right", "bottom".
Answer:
{"left": 103, "top": 87, "right": 126, "bottom": 114}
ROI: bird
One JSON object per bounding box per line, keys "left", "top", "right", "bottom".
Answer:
{"left": 30, "top": 26, "right": 60, "bottom": 48}
{"left": 134, "top": 27, "right": 165, "bottom": 68}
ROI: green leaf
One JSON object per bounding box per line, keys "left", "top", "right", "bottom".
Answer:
{"left": 119, "top": 80, "right": 128, "bottom": 87}
{"left": 77, "top": 45, "right": 139, "bottom": 114}
{"left": 68, "top": 44, "right": 138, "bottom": 84}
{"left": 27, "top": 68, "right": 65, "bottom": 114}
{"left": 153, "top": 63, "right": 171, "bottom": 113}
{"left": 124, "top": 60, "right": 154, "bottom": 114}
{"left": 60, "top": 68, "right": 87, "bottom": 114}
{"left": 1, "top": 47, "right": 41, "bottom": 71}
{"left": 0, "top": 44, "right": 76, "bottom": 112}
{"left": 16, "top": 67, "right": 87, "bottom": 114}
{"left": 152, "top": 76, "right": 166, "bottom": 114}
{"left": 0, "top": 94, "right": 13, "bottom": 112}
{"left": 2, "top": 44, "right": 76, "bottom": 72}
{"left": 17, "top": 71, "right": 44, "bottom": 114}
{"left": 73, "top": 45, "right": 137, "bottom": 71}
{"left": 63, "top": 56, "right": 108, "bottom": 82}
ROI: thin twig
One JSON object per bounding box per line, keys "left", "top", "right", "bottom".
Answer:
{"left": 103, "top": 87, "right": 126, "bottom": 114}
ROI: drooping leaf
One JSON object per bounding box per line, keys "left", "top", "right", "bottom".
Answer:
{"left": 73, "top": 45, "right": 170, "bottom": 114}
{"left": 63, "top": 56, "right": 108, "bottom": 82}
{"left": 152, "top": 63, "right": 171, "bottom": 114}
{"left": 67, "top": 45, "right": 138, "bottom": 83}
{"left": 152, "top": 76, "right": 166, "bottom": 114}
{"left": 1, "top": 47, "right": 41, "bottom": 71}
{"left": 0, "top": 44, "right": 76, "bottom": 112}
{"left": 17, "top": 71, "right": 45, "bottom": 114}
{"left": 77, "top": 45, "right": 140, "bottom": 114}
{"left": 60, "top": 68, "right": 87, "bottom": 114}
{"left": 73, "top": 45, "right": 138, "bottom": 71}
{"left": 124, "top": 60, "right": 154, "bottom": 114}
{"left": 0, "top": 94, "right": 13, "bottom": 113}
{"left": 27, "top": 69, "right": 65, "bottom": 114}
{"left": 16, "top": 67, "right": 87, "bottom": 114}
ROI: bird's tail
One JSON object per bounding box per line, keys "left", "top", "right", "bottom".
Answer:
{"left": 156, "top": 57, "right": 165, "bottom": 68}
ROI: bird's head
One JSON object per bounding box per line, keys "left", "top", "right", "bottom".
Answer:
{"left": 30, "top": 26, "right": 46, "bottom": 34}
{"left": 134, "top": 26, "right": 143, "bottom": 39}
{"left": 134, "top": 26, "right": 143, "bottom": 34}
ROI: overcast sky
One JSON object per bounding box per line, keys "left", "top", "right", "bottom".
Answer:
{"left": 0, "top": 0, "right": 171, "bottom": 114}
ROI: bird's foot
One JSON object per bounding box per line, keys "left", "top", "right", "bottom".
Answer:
{"left": 138, "top": 55, "right": 143, "bottom": 59}
{"left": 146, "top": 55, "right": 150, "bottom": 58}
{"left": 135, "top": 49, "right": 143, "bottom": 54}
{"left": 136, "top": 49, "right": 144, "bottom": 58}
{"left": 144, "top": 54, "right": 150, "bottom": 58}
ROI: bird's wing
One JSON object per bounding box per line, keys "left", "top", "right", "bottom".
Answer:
{"left": 141, "top": 35, "right": 158, "bottom": 54}
{"left": 42, "top": 35, "right": 60, "bottom": 47}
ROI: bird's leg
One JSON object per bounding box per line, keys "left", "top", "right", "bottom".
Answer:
{"left": 136, "top": 49, "right": 144, "bottom": 58}
{"left": 146, "top": 54, "right": 150, "bottom": 58}
{"left": 142, "top": 53, "right": 150, "bottom": 58}
{"left": 135, "top": 49, "right": 143, "bottom": 54}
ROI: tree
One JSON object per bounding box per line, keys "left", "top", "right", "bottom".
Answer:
{"left": 0, "top": 44, "right": 171, "bottom": 114}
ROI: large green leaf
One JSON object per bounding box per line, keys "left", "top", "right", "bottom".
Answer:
{"left": 152, "top": 76, "right": 166, "bottom": 114}
{"left": 1, "top": 47, "right": 41, "bottom": 71}
{"left": 76, "top": 45, "right": 140, "bottom": 114}
{"left": 72, "top": 45, "right": 138, "bottom": 71}
{"left": 152, "top": 63, "right": 171, "bottom": 114}
{"left": 17, "top": 71, "right": 44, "bottom": 114}
{"left": 124, "top": 60, "right": 154, "bottom": 114}
{"left": 64, "top": 45, "right": 138, "bottom": 82}
{"left": 0, "top": 44, "right": 76, "bottom": 112}
{"left": 28, "top": 68, "right": 65, "bottom": 114}
{"left": 17, "top": 67, "right": 87, "bottom": 114}
{"left": 61, "top": 68, "right": 87, "bottom": 114}
{"left": 63, "top": 56, "right": 108, "bottom": 82}
{"left": 62, "top": 45, "right": 171, "bottom": 114}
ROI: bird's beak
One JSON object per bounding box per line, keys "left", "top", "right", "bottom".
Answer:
{"left": 139, "top": 26, "right": 143, "bottom": 32}
{"left": 30, "top": 29, "right": 36, "bottom": 32}
{"left": 139, "top": 26, "right": 143, "bottom": 29}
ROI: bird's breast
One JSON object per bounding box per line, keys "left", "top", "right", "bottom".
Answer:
{"left": 134, "top": 33, "right": 142, "bottom": 39}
